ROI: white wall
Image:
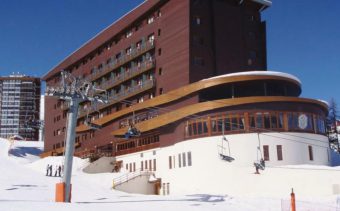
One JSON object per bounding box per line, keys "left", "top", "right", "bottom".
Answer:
{"left": 116, "top": 132, "right": 336, "bottom": 197}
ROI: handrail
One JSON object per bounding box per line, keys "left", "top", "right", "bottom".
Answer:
{"left": 113, "top": 168, "right": 154, "bottom": 187}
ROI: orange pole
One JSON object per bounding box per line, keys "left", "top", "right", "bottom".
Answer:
{"left": 291, "top": 188, "right": 296, "bottom": 211}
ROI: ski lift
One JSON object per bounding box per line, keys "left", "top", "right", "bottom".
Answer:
{"left": 84, "top": 111, "right": 102, "bottom": 130}
{"left": 124, "top": 111, "right": 141, "bottom": 139}
{"left": 218, "top": 121, "right": 235, "bottom": 162}
{"left": 253, "top": 133, "right": 265, "bottom": 173}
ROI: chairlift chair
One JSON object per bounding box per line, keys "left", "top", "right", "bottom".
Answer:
{"left": 84, "top": 112, "right": 102, "bottom": 130}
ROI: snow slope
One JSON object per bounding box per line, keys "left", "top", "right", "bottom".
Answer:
{"left": 1, "top": 138, "right": 340, "bottom": 211}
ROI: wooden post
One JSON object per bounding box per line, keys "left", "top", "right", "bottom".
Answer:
{"left": 291, "top": 188, "right": 296, "bottom": 211}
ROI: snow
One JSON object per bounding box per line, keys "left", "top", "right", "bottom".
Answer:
{"left": 1, "top": 138, "right": 340, "bottom": 210}
{"left": 203, "top": 71, "right": 301, "bottom": 85}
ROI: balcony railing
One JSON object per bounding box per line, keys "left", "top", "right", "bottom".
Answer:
{"left": 87, "top": 40, "right": 155, "bottom": 82}
{"left": 96, "top": 59, "right": 155, "bottom": 91}
{"left": 78, "top": 79, "right": 156, "bottom": 118}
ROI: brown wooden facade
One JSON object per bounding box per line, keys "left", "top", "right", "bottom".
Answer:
{"left": 43, "top": 0, "right": 317, "bottom": 159}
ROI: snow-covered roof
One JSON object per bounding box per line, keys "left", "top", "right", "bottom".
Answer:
{"left": 203, "top": 71, "right": 301, "bottom": 86}
{"left": 317, "top": 99, "right": 329, "bottom": 108}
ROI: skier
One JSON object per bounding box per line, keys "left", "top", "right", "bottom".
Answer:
{"left": 54, "top": 165, "right": 58, "bottom": 177}
{"left": 49, "top": 164, "right": 53, "bottom": 176}
{"left": 46, "top": 164, "right": 50, "bottom": 176}
{"left": 58, "top": 165, "right": 62, "bottom": 177}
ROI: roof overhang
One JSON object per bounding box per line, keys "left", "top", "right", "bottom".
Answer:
{"left": 250, "top": 0, "right": 272, "bottom": 11}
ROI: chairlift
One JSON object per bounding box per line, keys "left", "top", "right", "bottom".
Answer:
{"left": 84, "top": 111, "right": 102, "bottom": 130}
{"left": 253, "top": 133, "right": 265, "bottom": 173}
{"left": 124, "top": 111, "right": 141, "bottom": 139}
{"left": 219, "top": 136, "right": 235, "bottom": 162}
{"left": 218, "top": 121, "right": 235, "bottom": 162}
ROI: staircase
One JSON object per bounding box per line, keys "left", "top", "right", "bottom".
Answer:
{"left": 113, "top": 169, "right": 160, "bottom": 195}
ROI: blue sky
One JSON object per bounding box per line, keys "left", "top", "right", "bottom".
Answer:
{"left": 0, "top": 0, "right": 339, "bottom": 105}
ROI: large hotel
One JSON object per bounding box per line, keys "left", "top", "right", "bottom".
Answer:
{"left": 42, "top": 0, "right": 330, "bottom": 194}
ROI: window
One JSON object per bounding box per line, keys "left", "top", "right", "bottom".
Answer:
{"left": 157, "top": 10, "right": 162, "bottom": 17}
{"left": 158, "top": 48, "right": 162, "bottom": 56}
{"left": 182, "top": 152, "right": 186, "bottom": 167}
{"left": 141, "top": 161, "right": 143, "bottom": 171}
{"left": 188, "top": 151, "right": 192, "bottom": 166}
{"left": 158, "top": 29, "right": 161, "bottom": 36}
{"left": 149, "top": 160, "right": 152, "bottom": 170}
{"left": 263, "top": 145, "right": 269, "bottom": 161}
{"left": 178, "top": 153, "right": 182, "bottom": 168}
{"left": 126, "top": 29, "right": 133, "bottom": 38}
{"left": 308, "top": 145, "right": 313, "bottom": 161}
{"left": 193, "top": 57, "right": 204, "bottom": 66}
{"left": 147, "top": 16, "right": 154, "bottom": 24}
{"left": 158, "top": 68, "right": 163, "bottom": 75}
{"left": 148, "top": 34, "right": 155, "bottom": 44}
{"left": 153, "top": 159, "right": 156, "bottom": 171}
{"left": 159, "top": 88, "right": 163, "bottom": 95}
{"left": 193, "top": 16, "right": 201, "bottom": 25}
{"left": 277, "top": 145, "right": 283, "bottom": 161}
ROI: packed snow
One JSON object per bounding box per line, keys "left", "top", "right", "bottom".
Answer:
{"left": 1, "top": 138, "right": 340, "bottom": 211}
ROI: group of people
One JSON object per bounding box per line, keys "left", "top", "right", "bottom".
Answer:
{"left": 46, "top": 164, "right": 63, "bottom": 177}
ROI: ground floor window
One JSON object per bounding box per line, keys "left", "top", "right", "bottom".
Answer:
{"left": 308, "top": 145, "right": 314, "bottom": 161}
{"left": 263, "top": 145, "right": 269, "bottom": 161}
{"left": 276, "top": 145, "right": 283, "bottom": 161}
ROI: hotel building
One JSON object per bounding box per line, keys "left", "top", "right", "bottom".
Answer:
{"left": 0, "top": 74, "right": 41, "bottom": 140}
{"left": 42, "top": 0, "right": 329, "bottom": 195}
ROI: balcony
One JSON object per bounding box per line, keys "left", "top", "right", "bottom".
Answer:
{"left": 87, "top": 40, "right": 155, "bottom": 82}
{"left": 78, "top": 79, "right": 156, "bottom": 118}
{"left": 96, "top": 58, "right": 155, "bottom": 91}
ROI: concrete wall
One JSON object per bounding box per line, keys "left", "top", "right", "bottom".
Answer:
{"left": 114, "top": 174, "right": 155, "bottom": 195}
{"left": 83, "top": 157, "right": 116, "bottom": 173}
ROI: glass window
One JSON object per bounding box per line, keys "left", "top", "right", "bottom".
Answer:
{"left": 239, "top": 116, "right": 245, "bottom": 130}
{"left": 178, "top": 154, "right": 181, "bottom": 168}
{"left": 249, "top": 115, "right": 255, "bottom": 129}
{"left": 231, "top": 117, "right": 238, "bottom": 130}
{"left": 211, "top": 119, "right": 217, "bottom": 132}
{"left": 278, "top": 113, "right": 284, "bottom": 128}
{"left": 264, "top": 113, "right": 270, "bottom": 129}
{"left": 256, "top": 113, "right": 263, "bottom": 129}
{"left": 182, "top": 152, "right": 186, "bottom": 167}
{"left": 217, "top": 118, "right": 223, "bottom": 132}
{"left": 225, "top": 117, "right": 231, "bottom": 131}
{"left": 192, "top": 123, "right": 197, "bottom": 135}
{"left": 277, "top": 145, "right": 283, "bottom": 161}
{"left": 263, "top": 145, "right": 269, "bottom": 161}
{"left": 308, "top": 145, "right": 313, "bottom": 161}
{"left": 271, "top": 113, "right": 278, "bottom": 128}
{"left": 188, "top": 151, "right": 192, "bottom": 166}
{"left": 197, "top": 121, "right": 203, "bottom": 134}
{"left": 203, "top": 121, "right": 208, "bottom": 134}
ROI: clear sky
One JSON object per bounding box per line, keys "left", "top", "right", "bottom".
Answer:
{"left": 0, "top": 0, "right": 339, "bottom": 105}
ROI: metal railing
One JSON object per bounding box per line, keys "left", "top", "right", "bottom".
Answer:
{"left": 78, "top": 79, "right": 155, "bottom": 117}
{"left": 87, "top": 40, "right": 155, "bottom": 82}
{"left": 113, "top": 168, "right": 154, "bottom": 188}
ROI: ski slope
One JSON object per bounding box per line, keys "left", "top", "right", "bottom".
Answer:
{"left": 0, "top": 138, "right": 340, "bottom": 211}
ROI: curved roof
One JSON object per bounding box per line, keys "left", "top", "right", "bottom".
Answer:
{"left": 76, "top": 72, "right": 304, "bottom": 133}
{"left": 204, "top": 71, "right": 301, "bottom": 86}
